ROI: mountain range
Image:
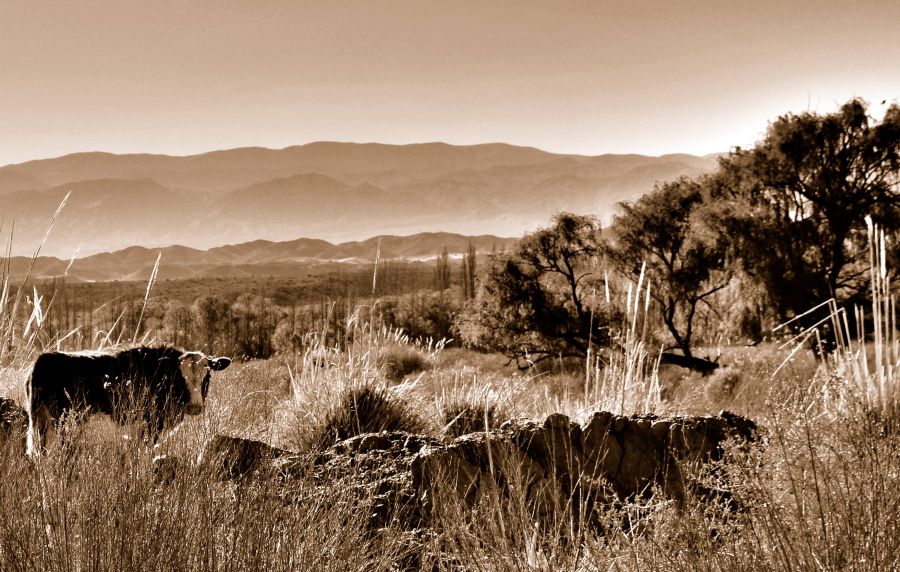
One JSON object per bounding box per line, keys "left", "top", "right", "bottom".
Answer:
{"left": 6, "top": 232, "right": 519, "bottom": 283}
{"left": 0, "top": 142, "right": 719, "bottom": 257}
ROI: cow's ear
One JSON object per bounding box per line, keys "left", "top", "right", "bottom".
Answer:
{"left": 208, "top": 357, "right": 231, "bottom": 371}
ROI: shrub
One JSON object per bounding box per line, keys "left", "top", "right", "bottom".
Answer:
{"left": 377, "top": 291, "right": 459, "bottom": 344}
{"left": 307, "top": 386, "right": 427, "bottom": 452}
{"left": 382, "top": 346, "right": 429, "bottom": 382}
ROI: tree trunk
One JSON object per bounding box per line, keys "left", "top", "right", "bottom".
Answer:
{"left": 660, "top": 352, "right": 719, "bottom": 375}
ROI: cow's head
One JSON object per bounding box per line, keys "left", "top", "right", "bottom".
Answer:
{"left": 178, "top": 352, "right": 231, "bottom": 415}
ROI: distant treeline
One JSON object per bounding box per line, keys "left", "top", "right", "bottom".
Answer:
{"left": 7, "top": 255, "right": 477, "bottom": 360}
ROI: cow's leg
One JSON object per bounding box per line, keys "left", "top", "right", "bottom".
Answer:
{"left": 152, "top": 412, "right": 170, "bottom": 446}
{"left": 26, "top": 403, "right": 54, "bottom": 456}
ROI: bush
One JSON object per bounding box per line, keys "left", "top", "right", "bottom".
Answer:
{"left": 307, "top": 386, "right": 427, "bottom": 452}
{"left": 377, "top": 291, "right": 460, "bottom": 344}
{"left": 382, "top": 346, "right": 429, "bottom": 382}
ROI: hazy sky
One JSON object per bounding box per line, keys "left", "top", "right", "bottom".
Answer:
{"left": 1, "top": 0, "right": 898, "bottom": 166}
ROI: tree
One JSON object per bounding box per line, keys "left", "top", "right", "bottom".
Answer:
{"left": 462, "top": 241, "right": 477, "bottom": 301}
{"left": 191, "top": 295, "right": 234, "bottom": 354}
{"left": 434, "top": 247, "right": 451, "bottom": 291}
{"left": 712, "top": 99, "right": 900, "bottom": 325}
{"left": 456, "top": 213, "right": 616, "bottom": 367}
{"left": 606, "top": 176, "right": 730, "bottom": 361}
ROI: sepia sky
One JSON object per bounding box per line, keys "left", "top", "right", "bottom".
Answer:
{"left": 1, "top": 0, "right": 898, "bottom": 166}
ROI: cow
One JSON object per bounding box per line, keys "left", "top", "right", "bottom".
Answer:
{"left": 27, "top": 346, "right": 230, "bottom": 455}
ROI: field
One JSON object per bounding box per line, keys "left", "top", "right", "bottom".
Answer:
{"left": 0, "top": 309, "right": 897, "bottom": 571}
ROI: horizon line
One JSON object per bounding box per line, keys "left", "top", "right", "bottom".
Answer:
{"left": 1, "top": 139, "right": 725, "bottom": 169}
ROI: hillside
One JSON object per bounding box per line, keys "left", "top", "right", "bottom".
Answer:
{"left": 0, "top": 142, "right": 718, "bottom": 256}
{"left": 7, "top": 232, "right": 518, "bottom": 282}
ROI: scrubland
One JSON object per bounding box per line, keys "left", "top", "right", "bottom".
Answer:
{"left": 0, "top": 317, "right": 897, "bottom": 571}
{"left": 0, "top": 197, "right": 898, "bottom": 570}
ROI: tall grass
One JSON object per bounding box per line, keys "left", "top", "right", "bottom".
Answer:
{"left": 1, "top": 300, "right": 898, "bottom": 570}
{"left": 835, "top": 220, "right": 899, "bottom": 419}
{"left": 0, "top": 434, "right": 410, "bottom": 571}
{"left": 1, "top": 192, "right": 70, "bottom": 365}
{"left": 584, "top": 262, "right": 662, "bottom": 416}
{"left": 774, "top": 220, "right": 899, "bottom": 422}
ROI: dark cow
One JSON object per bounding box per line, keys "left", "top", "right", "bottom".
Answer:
{"left": 27, "top": 346, "right": 230, "bottom": 454}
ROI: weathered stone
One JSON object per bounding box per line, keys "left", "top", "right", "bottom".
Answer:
{"left": 491, "top": 440, "right": 551, "bottom": 495}
{"left": 314, "top": 431, "right": 441, "bottom": 530}
{"left": 198, "top": 409, "right": 758, "bottom": 532}
{"left": 650, "top": 420, "right": 672, "bottom": 441}
{"left": 670, "top": 420, "right": 719, "bottom": 463}
{"left": 355, "top": 432, "right": 394, "bottom": 454}
{"left": 581, "top": 412, "right": 624, "bottom": 480}
{"left": 720, "top": 410, "right": 758, "bottom": 442}
{"left": 544, "top": 412, "right": 572, "bottom": 431}
{"left": 584, "top": 411, "right": 614, "bottom": 436}
{"left": 633, "top": 417, "right": 653, "bottom": 434}
{"left": 413, "top": 444, "right": 481, "bottom": 507}
{"left": 616, "top": 421, "right": 667, "bottom": 498}
{"left": 668, "top": 414, "right": 758, "bottom": 464}
{"left": 525, "top": 474, "right": 567, "bottom": 519}
{"left": 515, "top": 414, "right": 586, "bottom": 492}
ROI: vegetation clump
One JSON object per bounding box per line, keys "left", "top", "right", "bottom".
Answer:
{"left": 381, "top": 345, "right": 430, "bottom": 382}
{"left": 457, "top": 212, "right": 620, "bottom": 367}
{"left": 307, "top": 385, "right": 428, "bottom": 452}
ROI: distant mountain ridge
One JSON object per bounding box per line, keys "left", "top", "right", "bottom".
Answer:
{"left": 0, "top": 142, "right": 719, "bottom": 256}
{"left": 8, "top": 231, "right": 519, "bottom": 282}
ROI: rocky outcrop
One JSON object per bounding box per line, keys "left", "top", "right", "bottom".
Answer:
{"left": 414, "top": 410, "right": 756, "bottom": 525}
{"left": 313, "top": 432, "right": 441, "bottom": 528}
{"left": 202, "top": 410, "right": 757, "bottom": 531}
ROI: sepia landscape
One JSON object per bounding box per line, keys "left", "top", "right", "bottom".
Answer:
{"left": 1, "top": 2, "right": 899, "bottom": 571}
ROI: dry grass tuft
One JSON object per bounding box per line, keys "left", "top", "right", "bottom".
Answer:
{"left": 305, "top": 385, "right": 428, "bottom": 453}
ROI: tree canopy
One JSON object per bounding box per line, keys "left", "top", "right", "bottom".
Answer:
{"left": 606, "top": 176, "right": 729, "bottom": 358}
{"left": 456, "top": 98, "right": 900, "bottom": 369}
{"left": 456, "top": 213, "right": 616, "bottom": 367}
{"left": 711, "top": 99, "right": 900, "bottom": 323}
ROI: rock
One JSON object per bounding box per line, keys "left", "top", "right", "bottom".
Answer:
{"left": 581, "top": 412, "right": 624, "bottom": 482}
{"left": 314, "top": 431, "right": 443, "bottom": 529}
{"left": 668, "top": 412, "right": 758, "bottom": 464}
{"left": 720, "top": 410, "right": 759, "bottom": 442}
{"left": 616, "top": 419, "right": 669, "bottom": 499}
{"left": 203, "top": 434, "right": 297, "bottom": 480}
{"left": 198, "top": 409, "right": 759, "bottom": 532}
{"left": 413, "top": 444, "right": 481, "bottom": 509}
{"left": 650, "top": 420, "right": 673, "bottom": 441}
{"left": 515, "top": 414, "right": 585, "bottom": 492}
